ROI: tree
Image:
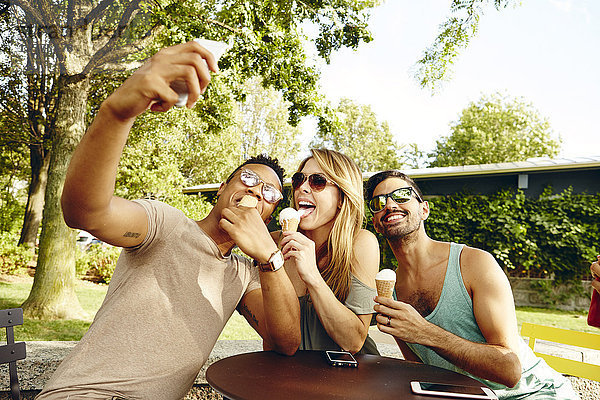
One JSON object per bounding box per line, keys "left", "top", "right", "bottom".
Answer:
{"left": 428, "top": 92, "right": 561, "bottom": 167}
{"left": 312, "top": 98, "right": 405, "bottom": 173}
{"left": 6, "top": 0, "right": 378, "bottom": 319}
{"left": 234, "top": 77, "right": 303, "bottom": 175}
{"left": 0, "top": 9, "right": 57, "bottom": 248}
{"left": 415, "top": 0, "right": 520, "bottom": 90}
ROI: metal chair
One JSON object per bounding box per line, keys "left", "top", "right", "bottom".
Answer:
{"left": 1, "top": 308, "right": 26, "bottom": 400}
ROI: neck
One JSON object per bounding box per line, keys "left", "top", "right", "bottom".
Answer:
{"left": 388, "top": 228, "right": 434, "bottom": 273}
{"left": 197, "top": 210, "right": 236, "bottom": 257}
{"left": 301, "top": 221, "right": 333, "bottom": 251}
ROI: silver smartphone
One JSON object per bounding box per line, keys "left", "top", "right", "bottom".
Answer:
{"left": 325, "top": 350, "right": 358, "bottom": 368}
{"left": 410, "top": 382, "right": 497, "bottom": 399}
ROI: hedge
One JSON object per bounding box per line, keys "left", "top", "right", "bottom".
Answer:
{"left": 367, "top": 186, "right": 599, "bottom": 283}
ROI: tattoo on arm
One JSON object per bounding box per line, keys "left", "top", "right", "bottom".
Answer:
{"left": 123, "top": 231, "right": 141, "bottom": 238}
{"left": 238, "top": 303, "right": 259, "bottom": 328}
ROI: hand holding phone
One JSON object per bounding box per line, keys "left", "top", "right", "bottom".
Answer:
{"left": 325, "top": 350, "right": 358, "bottom": 368}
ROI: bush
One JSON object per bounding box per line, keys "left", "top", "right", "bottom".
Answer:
{"left": 367, "top": 186, "right": 599, "bottom": 283}
{"left": 76, "top": 245, "right": 121, "bottom": 284}
{"left": 0, "top": 231, "right": 35, "bottom": 275}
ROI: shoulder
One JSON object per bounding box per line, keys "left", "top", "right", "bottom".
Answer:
{"left": 459, "top": 245, "right": 510, "bottom": 293}
{"left": 351, "top": 229, "right": 380, "bottom": 285}
{"left": 459, "top": 245, "right": 497, "bottom": 268}
{"left": 354, "top": 229, "right": 379, "bottom": 251}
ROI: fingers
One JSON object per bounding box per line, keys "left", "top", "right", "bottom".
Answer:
{"left": 142, "top": 42, "right": 215, "bottom": 109}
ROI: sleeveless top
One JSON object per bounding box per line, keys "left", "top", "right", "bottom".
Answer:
{"left": 299, "top": 274, "right": 380, "bottom": 354}
{"left": 405, "top": 243, "right": 578, "bottom": 400}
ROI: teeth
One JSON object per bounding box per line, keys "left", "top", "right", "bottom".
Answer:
{"left": 386, "top": 214, "right": 406, "bottom": 222}
{"left": 299, "top": 201, "right": 314, "bottom": 207}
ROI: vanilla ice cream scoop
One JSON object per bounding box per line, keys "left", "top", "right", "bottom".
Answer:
{"left": 279, "top": 207, "right": 301, "bottom": 232}
{"left": 375, "top": 269, "right": 396, "bottom": 298}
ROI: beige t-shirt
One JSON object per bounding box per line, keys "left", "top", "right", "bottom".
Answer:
{"left": 37, "top": 200, "right": 260, "bottom": 400}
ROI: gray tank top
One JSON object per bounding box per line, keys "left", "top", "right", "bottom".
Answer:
{"left": 298, "top": 274, "right": 379, "bottom": 355}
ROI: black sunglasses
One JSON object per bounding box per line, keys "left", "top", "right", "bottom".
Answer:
{"left": 291, "top": 172, "right": 337, "bottom": 192}
{"left": 368, "top": 187, "right": 422, "bottom": 213}
{"left": 239, "top": 169, "right": 283, "bottom": 204}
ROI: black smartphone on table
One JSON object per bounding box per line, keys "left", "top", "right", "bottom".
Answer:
{"left": 325, "top": 350, "right": 358, "bottom": 368}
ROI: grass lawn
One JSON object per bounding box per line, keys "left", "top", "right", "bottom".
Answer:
{"left": 0, "top": 276, "right": 594, "bottom": 341}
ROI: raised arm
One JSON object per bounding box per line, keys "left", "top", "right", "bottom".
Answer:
{"left": 281, "top": 229, "right": 380, "bottom": 354}
{"left": 375, "top": 248, "right": 522, "bottom": 387}
{"left": 61, "top": 41, "right": 217, "bottom": 247}
{"left": 221, "top": 206, "right": 301, "bottom": 355}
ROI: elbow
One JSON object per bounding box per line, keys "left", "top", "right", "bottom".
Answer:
{"left": 497, "top": 354, "right": 522, "bottom": 388}
{"left": 504, "top": 366, "right": 522, "bottom": 388}
{"left": 272, "top": 337, "right": 300, "bottom": 356}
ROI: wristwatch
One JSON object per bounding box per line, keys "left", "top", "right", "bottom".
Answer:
{"left": 254, "top": 249, "right": 284, "bottom": 272}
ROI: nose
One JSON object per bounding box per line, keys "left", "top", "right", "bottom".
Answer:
{"left": 247, "top": 182, "right": 263, "bottom": 200}
{"left": 384, "top": 196, "right": 399, "bottom": 211}
{"left": 297, "top": 177, "right": 311, "bottom": 193}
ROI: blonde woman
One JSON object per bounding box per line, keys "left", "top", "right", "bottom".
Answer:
{"left": 279, "top": 148, "right": 380, "bottom": 354}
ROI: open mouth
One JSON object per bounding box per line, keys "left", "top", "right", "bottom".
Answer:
{"left": 383, "top": 211, "right": 407, "bottom": 223}
{"left": 298, "top": 200, "right": 316, "bottom": 218}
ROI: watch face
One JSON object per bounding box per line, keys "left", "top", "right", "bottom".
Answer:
{"left": 271, "top": 250, "right": 284, "bottom": 270}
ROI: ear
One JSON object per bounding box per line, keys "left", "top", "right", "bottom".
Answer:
{"left": 216, "top": 182, "right": 226, "bottom": 197}
{"left": 421, "top": 200, "right": 430, "bottom": 221}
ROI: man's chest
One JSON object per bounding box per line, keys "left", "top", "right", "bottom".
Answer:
{"left": 395, "top": 269, "right": 446, "bottom": 317}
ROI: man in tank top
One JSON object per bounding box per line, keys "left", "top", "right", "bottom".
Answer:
{"left": 366, "top": 170, "right": 578, "bottom": 400}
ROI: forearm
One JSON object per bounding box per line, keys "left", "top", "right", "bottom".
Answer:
{"left": 259, "top": 269, "right": 301, "bottom": 355}
{"left": 307, "top": 280, "right": 368, "bottom": 354}
{"left": 61, "top": 102, "right": 135, "bottom": 228}
{"left": 420, "top": 323, "right": 521, "bottom": 387}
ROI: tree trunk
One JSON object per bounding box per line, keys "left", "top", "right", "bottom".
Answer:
{"left": 18, "top": 144, "right": 49, "bottom": 248}
{"left": 22, "top": 74, "right": 90, "bottom": 320}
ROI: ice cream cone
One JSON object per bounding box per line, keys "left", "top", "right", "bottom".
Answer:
{"left": 279, "top": 208, "right": 301, "bottom": 232}
{"left": 239, "top": 195, "right": 258, "bottom": 208}
{"left": 375, "top": 279, "right": 395, "bottom": 298}
{"left": 281, "top": 218, "right": 299, "bottom": 232}
{"left": 375, "top": 268, "right": 396, "bottom": 298}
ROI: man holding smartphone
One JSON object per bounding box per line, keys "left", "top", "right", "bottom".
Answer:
{"left": 36, "top": 41, "right": 300, "bottom": 400}
{"left": 367, "top": 170, "right": 578, "bottom": 399}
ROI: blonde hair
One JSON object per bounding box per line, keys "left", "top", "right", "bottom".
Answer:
{"left": 294, "top": 148, "right": 364, "bottom": 302}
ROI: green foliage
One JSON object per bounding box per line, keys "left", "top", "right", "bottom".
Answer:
{"left": 416, "top": 0, "right": 518, "bottom": 90}
{"left": 313, "top": 98, "right": 406, "bottom": 173}
{"left": 0, "top": 232, "right": 35, "bottom": 275}
{"left": 75, "top": 245, "right": 121, "bottom": 284}
{"left": 429, "top": 92, "right": 561, "bottom": 167}
{"left": 367, "top": 187, "right": 599, "bottom": 283}
{"left": 234, "top": 77, "right": 304, "bottom": 175}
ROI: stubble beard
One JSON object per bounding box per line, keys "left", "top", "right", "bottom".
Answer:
{"left": 378, "top": 213, "right": 422, "bottom": 247}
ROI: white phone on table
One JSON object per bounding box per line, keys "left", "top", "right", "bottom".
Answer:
{"left": 410, "top": 381, "right": 497, "bottom": 399}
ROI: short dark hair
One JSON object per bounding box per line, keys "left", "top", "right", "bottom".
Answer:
{"left": 364, "top": 170, "right": 424, "bottom": 201}
{"left": 225, "top": 154, "right": 286, "bottom": 192}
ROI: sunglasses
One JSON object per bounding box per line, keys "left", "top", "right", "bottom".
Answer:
{"left": 239, "top": 169, "right": 283, "bottom": 204}
{"left": 291, "top": 172, "right": 337, "bottom": 192}
{"left": 368, "top": 187, "right": 422, "bottom": 213}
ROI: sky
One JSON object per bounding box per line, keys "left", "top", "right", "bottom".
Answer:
{"left": 304, "top": 0, "right": 599, "bottom": 161}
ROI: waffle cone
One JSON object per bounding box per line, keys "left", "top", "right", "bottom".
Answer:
{"left": 376, "top": 279, "right": 395, "bottom": 298}
{"left": 239, "top": 195, "right": 258, "bottom": 208}
{"left": 281, "top": 218, "right": 299, "bottom": 232}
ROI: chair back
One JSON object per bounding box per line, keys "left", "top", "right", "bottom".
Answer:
{"left": 521, "top": 322, "right": 600, "bottom": 382}
{"left": 1, "top": 308, "right": 26, "bottom": 400}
